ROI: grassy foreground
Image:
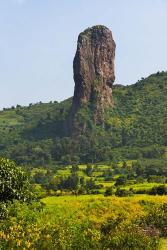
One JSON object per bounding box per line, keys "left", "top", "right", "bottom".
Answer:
{"left": 159, "top": 239, "right": 167, "bottom": 250}
{"left": 42, "top": 195, "right": 167, "bottom": 250}
{"left": 0, "top": 194, "right": 167, "bottom": 249}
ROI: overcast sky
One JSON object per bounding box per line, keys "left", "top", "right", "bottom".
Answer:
{"left": 0, "top": 0, "right": 166, "bottom": 108}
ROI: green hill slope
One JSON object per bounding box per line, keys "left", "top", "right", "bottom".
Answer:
{"left": 0, "top": 71, "right": 167, "bottom": 165}
{"left": 109, "top": 71, "right": 167, "bottom": 147}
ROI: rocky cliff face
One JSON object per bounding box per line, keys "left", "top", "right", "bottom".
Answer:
{"left": 70, "top": 25, "right": 116, "bottom": 130}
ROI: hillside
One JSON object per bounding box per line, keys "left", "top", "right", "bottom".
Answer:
{"left": 0, "top": 71, "right": 167, "bottom": 165}
{"left": 111, "top": 71, "right": 167, "bottom": 147}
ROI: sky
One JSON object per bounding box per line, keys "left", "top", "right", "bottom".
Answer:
{"left": 0, "top": 0, "right": 167, "bottom": 108}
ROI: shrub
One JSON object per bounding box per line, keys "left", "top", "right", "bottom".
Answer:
{"left": 115, "top": 176, "right": 127, "bottom": 186}
{"left": 145, "top": 203, "right": 167, "bottom": 236}
{"left": 0, "top": 158, "right": 33, "bottom": 218}
{"left": 0, "top": 158, "right": 32, "bottom": 203}
{"left": 115, "top": 188, "right": 133, "bottom": 197}
{"left": 104, "top": 187, "right": 113, "bottom": 196}
{"left": 149, "top": 185, "right": 167, "bottom": 195}
{"left": 101, "top": 219, "right": 158, "bottom": 250}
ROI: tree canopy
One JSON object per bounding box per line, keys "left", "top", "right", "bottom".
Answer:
{"left": 0, "top": 158, "right": 31, "bottom": 202}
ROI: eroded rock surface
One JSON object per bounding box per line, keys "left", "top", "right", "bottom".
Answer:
{"left": 70, "top": 25, "right": 116, "bottom": 130}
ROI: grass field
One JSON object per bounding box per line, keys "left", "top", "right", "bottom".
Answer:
{"left": 42, "top": 194, "right": 167, "bottom": 250}
{"left": 42, "top": 193, "right": 167, "bottom": 207}
{"left": 159, "top": 239, "right": 167, "bottom": 250}
{"left": 1, "top": 193, "right": 167, "bottom": 249}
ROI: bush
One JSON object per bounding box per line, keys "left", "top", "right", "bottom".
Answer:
{"left": 144, "top": 203, "right": 167, "bottom": 236}
{"left": 115, "top": 176, "right": 127, "bottom": 186}
{"left": 149, "top": 185, "right": 167, "bottom": 195}
{"left": 101, "top": 219, "right": 158, "bottom": 250}
{"left": 0, "top": 158, "right": 32, "bottom": 202}
{"left": 115, "top": 188, "right": 133, "bottom": 197}
{"left": 0, "top": 158, "right": 33, "bottom": 219}
{"left": 104, "top": 187, "right": 113, "bottom": 196}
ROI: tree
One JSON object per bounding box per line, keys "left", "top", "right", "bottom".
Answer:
{"left": 115, "top": 176, "right": 127, "bottom": 186}
{"left": 149, "top": 185, "right": 167, "bottom": 195}
{"left": 85, "top": 178, "right": 96, "bottom": 190}
{"left": 60, "top": 155, "right": 71, "bottom": 165}
{"left": 85, "top": 165, "right": 93, "bottom": 176}
{"left": 122, "top": 161, "right": 127, "bottom": 168}
{"left": 104, "top": 187, "right": 113, "bottom": 196}
{"left": 71, "top": 165, "right": 79, "bottom": 173}
{"left": 135, "top": 162, "right": 145, "bottom": 177}
{"left": 0, "top": 158, "right": 32, "bottom": 202}
{"left": 59, "top": 173, "right": 79, "bottom": 191}
{"left": 115, "top": 188, "right": 133, "bottom": 197}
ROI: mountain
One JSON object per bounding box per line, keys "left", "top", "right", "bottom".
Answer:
{"left": 0, "top": 25, "right": 167, "bottom": 165}
{"left": 70, "top": 25, "right": 115, "bottom": 132}
{"left": 0, "top": 71, "right": 167, "bottom": 165}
